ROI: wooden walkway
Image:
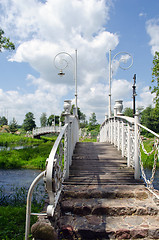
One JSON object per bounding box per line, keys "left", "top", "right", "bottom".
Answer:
{"left": 64, "top": 142, "right": 142, "bottom": 186}
{"left": 57, "top": 142, "right": 159, "bottom": 239}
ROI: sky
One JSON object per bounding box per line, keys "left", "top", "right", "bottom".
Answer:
{"left": 0, "top": 0, "right": 159, "bottom": 126}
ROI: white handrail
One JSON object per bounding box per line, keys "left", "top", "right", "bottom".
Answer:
{"left": 138, "top": 123, "right": 159, "bottom": 138}
{"left": 25, "top": 170, "right": 46, "bottom": 240}
{"left": 25, "top": 114, "right": 79, "bottom": 240}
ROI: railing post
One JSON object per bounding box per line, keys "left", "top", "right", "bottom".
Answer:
{"left": 127, "top": 123, "right": 131, "bottom": 167}
{"left": 118, "top": 119, "right": 120, "bottom": 150}
{"left": 64, "top": 100, "right": 71, "bottom": 179}
{"left": 114, "top": 117, "right": 116, "bottom": 146}
{"left": 134, "top": 111, "right": 140, "bottom": 179}
{"left": 121, "top": 120, "right": 124, "bottom": 157}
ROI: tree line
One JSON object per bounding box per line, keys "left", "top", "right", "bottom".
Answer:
{"left": 0, "top": 106, "right": 100, "bottom": 135}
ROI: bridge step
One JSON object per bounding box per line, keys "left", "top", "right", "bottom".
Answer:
{"left": 58, "top": 142, "right": 159, "bottom": 239}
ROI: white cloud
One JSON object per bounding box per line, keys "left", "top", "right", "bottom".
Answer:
{"left": 146, "top": 18, "right": 159, "bottom": 55}
{"left": 0, "top": 0, "right": 120, "bottom": 124}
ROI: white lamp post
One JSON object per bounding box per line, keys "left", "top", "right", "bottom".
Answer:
{"left": 54, "top": 50, "right": 78, "bottom": 116}
{"left": 108, "top": 49, "right": 133, "bottom": 117}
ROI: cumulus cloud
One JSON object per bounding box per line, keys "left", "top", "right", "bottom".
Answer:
{"left": 0, "top": 0, "right": 120, "bottom": 124}
{"left": 146, "top": 18, "right": 159, "bottom": 55}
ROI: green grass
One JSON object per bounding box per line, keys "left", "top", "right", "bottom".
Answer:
{"left": 0, "top": 133, "right": 42, "bottom": 147}
{"left": 79, "top": 137, "right": 97, "bottom": 142}
{"left": 140, "top": 138, "right": 159, "bottom": 169}
{"left": 0, "top": 185, "right": 46, "bottom": 240}
{"left": 0, "top": 133, "right": 57, "bottom": 169}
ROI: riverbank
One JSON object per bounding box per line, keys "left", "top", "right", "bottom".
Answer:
{"left": 0, "top": 133, "right": 57, "bottom": 169}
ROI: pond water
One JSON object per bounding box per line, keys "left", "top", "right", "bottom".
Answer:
{"left": 0, "top": 169, "right": 44, "bottom": 195}
{"left": 0, "top": 145, "right": 36, "bottom": 151}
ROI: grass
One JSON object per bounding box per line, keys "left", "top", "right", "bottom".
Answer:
{"left": 0, "top": 133, "right": 42, "bottom": 147}
{"left": 0, "top": 185, "right": 46, "bottom": 240}
{"left": 0, "top": 133, "right": 56, "bottom": 169}
{"left": 140, "top": 138, "right": 159, "bottom": 169}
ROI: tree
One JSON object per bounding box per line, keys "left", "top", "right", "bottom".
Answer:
{"left": 140, "top": 105, "right": 159, "bottom": 134}
{"left": 70, "top": 105, "right": 88, "bottom": 128}
{"left": 0, "top": 116, "right": 8, "bottom": 126}
{"left": 9, "top": 118, "right": 18, "bottom": 133}
{"left": 0, "top": 29, "right": 15, "bottom": 52}
{"left": 150, "top": 51, "right": 159, "bottom": 106}
{"left": 23, "top": 112, "right": 36, "bottom": 131}
{"left": 88, "top": 112, "right": 98, "bottom": 131}
{"left": 40, "top": 113, "right": 47, "bottom": 127}
{"left": 123, "top": 107, "right": 133, "bottom": 117}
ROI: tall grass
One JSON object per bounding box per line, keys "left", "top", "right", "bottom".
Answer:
{"left": 0, "top": 185, "right": 46, "bottom": 240}
{"left": 0, "top": 133, "right": 57, "bottom": 169}
{"left": 140, "top": 138, "right": 159, "bottom": 169}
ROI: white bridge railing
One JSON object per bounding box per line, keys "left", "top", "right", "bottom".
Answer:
{"left": 25, "top": 101, "right": 79, "bottom": 240}
{"left": 100, "top": 112, "right": 159, "bottom": 187}
{"left": 32, "top": 126, "right": 61, "bottom": 137}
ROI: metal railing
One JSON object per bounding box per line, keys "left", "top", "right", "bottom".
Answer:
{"left": 32, "top": 126, "right": 61, "bottom": 137}
{"left": 100, "top": 113, "right": 159, "bottom": 187}
{"left": 25, "top": 113, "right": 79, "bottom": 240}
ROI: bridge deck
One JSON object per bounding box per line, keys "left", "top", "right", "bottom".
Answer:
{"left": 64, "top": 142, "right": 143, "bottom": 186}
{"left": 57, "top": 142, "right": 159, "bottom": 239}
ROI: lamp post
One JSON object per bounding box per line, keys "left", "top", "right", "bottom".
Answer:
{"left": 108, "top": 49, "right": 133, "bottom": 117}
{"left": 54, "top": 50, "right": 78, "bottom": 116}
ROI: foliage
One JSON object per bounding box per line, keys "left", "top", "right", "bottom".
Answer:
{"left": 0, "top": 143, "right": 53, "bottom": 169}
{"left": 9, "top": 118, "right": 18, "bottom": 133}
{"left": 47, "top": 114, "right": 59, "bottom": 126}
{"left": 88, "top": 112, "right": 99, "bottom": 131}
{"left": 0, "top": 116, "right": 8, "bottom": 126}
{"left": 0, "top": 29, "right": 15, "bottom": 52}
{"left": 0, "top": 133, "right": 42, "bottom": 147}
{"left": 40, "top": 112, "right": 47, "bottom": 127}
{"left": 123, "top": 107, "right": 133, "bottom": 117}
{"left": 70, "top": 105, "right": 88, "bottom": 128}
{"left": 140, "top": 138, "right": 158, "bottom": 169}
{"left": 0, "top": 133, "right": 56, "bottom": 169}
{"left": 140, "top": 105, "right": 159, "bottom": 134}
{"left": 150, "top": 51, "right": 159, "bottom": 106}
{"left": 23, "top": 112, "right": 36, "bottom": 131}
{"left": 0, "top": 185, "right": 45, "bottom": 240}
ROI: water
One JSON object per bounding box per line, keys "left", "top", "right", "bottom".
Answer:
{"left": 0, "top": 145, "right": 36, "bottom": 151}
{"left": 142, "top": 168, "right": 159, "bottom": 190}
{"left": 0, "top": 169, "right": 44, "bottom": 195}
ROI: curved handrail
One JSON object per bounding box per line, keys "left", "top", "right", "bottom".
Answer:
{"left": 138, "top": 123, "right": 159, "bottom": 138}
{"left": 25, "top": 170, "right": 46, "bottom": 240}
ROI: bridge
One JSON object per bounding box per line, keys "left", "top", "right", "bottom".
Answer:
{"left": 32, "top": 126, "right": 61, "bottom": 138}
{"left": 25, "top": 100, "right": 159, "bottom": 240}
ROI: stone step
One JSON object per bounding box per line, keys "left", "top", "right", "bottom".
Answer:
{"left": 62, "top": 185, "right": 147, "bottom": 199}
{"left": 61, "top": 198, "right": 158, "bottom": 216}
{"left": 59, "top": 215, "right": 159, "bottom": 239}
{"left": 64, "top": 179, "right": 143, "bottom": 185}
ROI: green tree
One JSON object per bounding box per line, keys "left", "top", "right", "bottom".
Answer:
{"left": 9, "top": 118, "right": 18, "bottom": 133}
{"left": 150, "top": 51, "right": 159, "bottom": 106}
{"left": 88, "top": 112, "right": 98, "bottom": 131}
{"left": 40, "top": 113, "right": 47, "bottom": 127}
{"left": 0, "top": 29, "right": 15, "bottom": 52}
{"left": 140, "top": 106, "right": 159, "bottom": 134}
{"left": 123, "top": 107, "right": 133, "bottom": 117}
{"left": 70, "top": 105, "right": 88, "bottom": 128}
{"left": 47, "top": 114, "right": 59, "bottom": 126}
{"left": 23, "top": 112, "right": 36, "bottom": 131}
{"left": 0, "top": 116, "right": 8, "bottom": 126}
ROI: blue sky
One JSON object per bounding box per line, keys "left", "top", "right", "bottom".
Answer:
{"left": 0, "top": 0, "right": 159, "bottom": 125}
